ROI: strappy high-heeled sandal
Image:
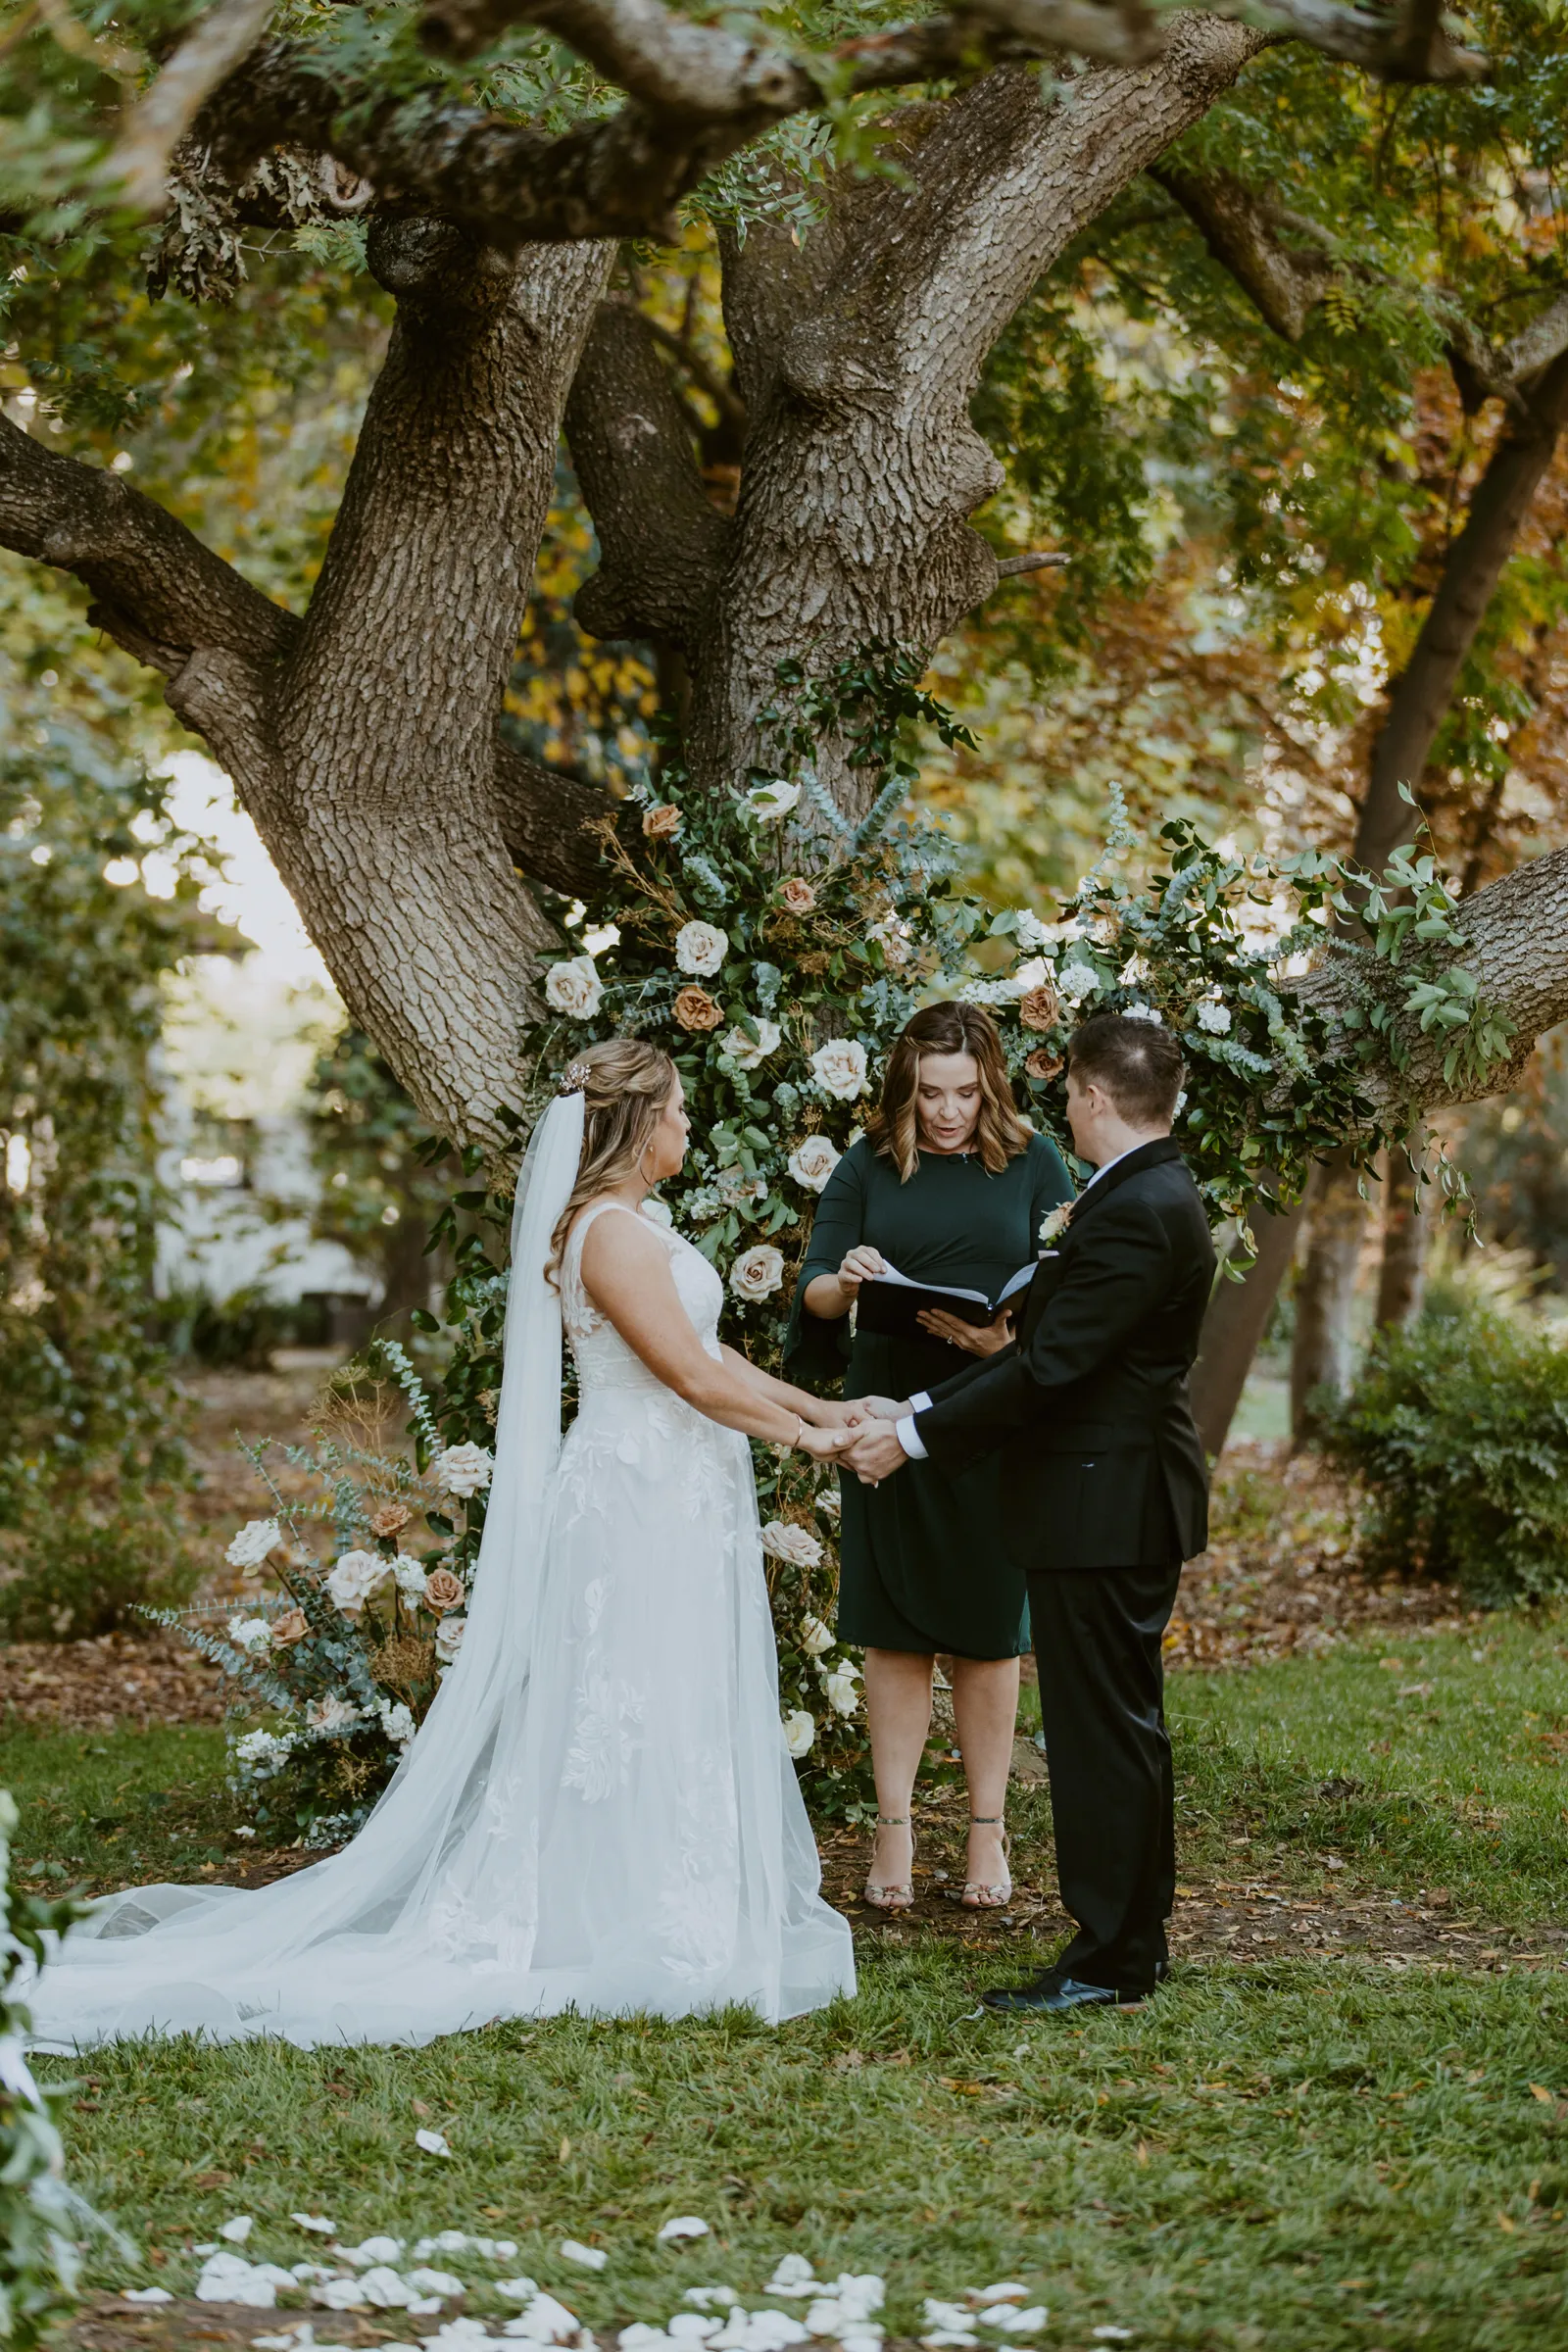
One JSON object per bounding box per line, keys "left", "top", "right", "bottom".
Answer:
{"left": 948, "top": 1813, "right": 1011, "bottom": 1910}
{"left": 863, "top": 1814, "right": 915, "bottom": 1911}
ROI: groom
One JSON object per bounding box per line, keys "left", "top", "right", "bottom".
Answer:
{"left": 844, "top": 1012, "right": 1216, "bottom": 2014}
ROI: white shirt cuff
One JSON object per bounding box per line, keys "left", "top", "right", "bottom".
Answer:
{"left": 897, "top": 1413, "right": 928, "bottom": 1461}
{"left": 908, "top": 1391, "right": 932, "bottom": 1414}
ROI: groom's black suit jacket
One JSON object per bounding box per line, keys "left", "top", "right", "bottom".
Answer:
{"left": 911, "top": 1137, "right": 1216, "bottom": 1573}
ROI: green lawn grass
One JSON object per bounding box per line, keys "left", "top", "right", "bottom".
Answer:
{"left": 8, "top": 1609, "right": 1568, "bottom": 2351}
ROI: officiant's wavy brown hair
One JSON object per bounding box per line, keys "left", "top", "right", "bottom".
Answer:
{"left": 547, "top": 1038, "right": 678, "bottom": 1280}
{"left": 866, "top": 1004, "right": 1033, "bottom": 1182}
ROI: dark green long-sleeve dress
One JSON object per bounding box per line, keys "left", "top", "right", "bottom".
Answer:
{"left": 784, "top": 1133, "right": 1074, "bottom": 1658}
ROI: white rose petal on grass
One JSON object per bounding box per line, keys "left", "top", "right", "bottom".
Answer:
{"left": 683, "top": 2288, "right": 740, "bottom": 2311}
{"left": 121, "top": 2288, "right": 174, "bottom": 2305}
{"left": 721, "top": 1018, "right": 783, "bottom": 1070}
{"left": 786, "top": 1135, "right": 841, "bottom": 1194}
{"left": 506, "top": 2291, "right": 582, "bottom": 2342}
{"left": 656, "top": 2217, "right": 710, "bottom": 2242}
{"left": 969, "top": 2287, "right": 1028, "bottom": 2307}
{"left": 415, "top": 2126, "right": 453, "bottom": 2156}
{"left": 361, "top": 2269, "right": 416, "bottom": 2310}
{"left": 313, "top": 2278, "right": 370, "bottom": 2312}
{"left": 291, "top": 2214, "right": 337, "bottom": 2235}
{"left": 1196, "top": 998, "right": 1232, "bottom": 1035}
{"left": 619, "top": 2329, "right": 673, "bottom": 2352}
{"left": 497, "top": 2280, "right": 542, "bottom": 2303}
{"left": 729, "top": 1246, "right": 785, "bottom": 1305}
{"left": 810, "top": 1038, "right": 869, "bottom": 1102}
{"left": 674, "top": 920, "right": 728, "bottom": 978}
{"left": 782, "top": 1710, "right": 815, "bottom": 1759}
{"left": 668, "top": 2318, "right": 720, "bottom": 2341}
{"left": 980, "top": 2313, "right": 1049, "bottom": 2334}
{"left": 253, "top": 2328, "right": 316, "bottom": 2352}
{"left": 433, "top": 1443, "right": 495, "bottom": 1497}
{"left": 764, "top": 2258, "right": 816, "bottom": 2298}
{"left": 199, "top": 2252, "right": 286, "bottom": 2307}
{"left": 560, "top": 2240, "right": 607, "bottom": 2271}
{"left": 350, "top": 2238, "right": 406, "bottom": 2267}
{"left": 220, "top": 2216, "right": 256, "bottom": 2243}
{"left": 545, "top": 956, "right": 605, "bottom": 1020}
{"left": 226, "top": 1517, "right": 282, "bottom": 1569}
{"left": 760, "top": 1520, "right": 824, "bottom": 1569}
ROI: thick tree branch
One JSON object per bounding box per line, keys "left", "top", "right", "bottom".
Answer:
{"left": 1151, "top": 161, "right": 1342, "bottom": 341}
{"left": 493, "top": 736, "right": 623, "bottom": 895}
{"left": 0, "top": 406, "right": 296, "bottom": 669}
{"left": 565, "top": 297, "right": 729, "bottom": 649}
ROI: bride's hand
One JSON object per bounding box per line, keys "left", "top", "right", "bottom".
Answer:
{"left": 798, "top": 1420, "right": 851, "bottom": 1459}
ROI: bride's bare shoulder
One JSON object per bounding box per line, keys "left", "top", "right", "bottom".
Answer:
{"left": 573, "top": 1199, "right": 670, "bottom": 1267}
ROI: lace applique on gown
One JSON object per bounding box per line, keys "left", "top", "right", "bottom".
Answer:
{"left": 26, "top": 1199, "right": 854, "bottom": 2047}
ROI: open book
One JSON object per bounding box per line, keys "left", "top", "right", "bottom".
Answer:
{"left": 855, "top": 1259, "right": 1038, "bottom": 1345}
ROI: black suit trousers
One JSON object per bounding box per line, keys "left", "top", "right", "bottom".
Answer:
{"left": 1027, "top": 1562, "right": 1181, "bottom": 1995}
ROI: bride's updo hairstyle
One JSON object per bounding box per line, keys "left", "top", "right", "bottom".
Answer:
{"left": 864, "top": 1001, "right": 1033, "bottom": 1183}
{"left": 546, "top": 1037, "right": 678, "bottom": 1280}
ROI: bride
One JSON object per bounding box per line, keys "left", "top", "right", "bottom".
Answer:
{"left": 29, "top": 1040, "right": 858, "bottom": 2048}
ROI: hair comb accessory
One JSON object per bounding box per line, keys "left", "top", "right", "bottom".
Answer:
{"left": 558, "top": 1060, "right": 591, "bottom": 1097}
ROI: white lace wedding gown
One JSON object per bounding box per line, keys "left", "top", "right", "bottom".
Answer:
{"left": 27, "top": 1129, "right": 855, "bottom": 2048}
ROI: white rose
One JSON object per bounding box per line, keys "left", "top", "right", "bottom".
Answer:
{"left": 729, "top": 1245, "right": 786, "bottom": 1303}
{"left": 788, "top": 1134, "right": 842, "bottom": 1194}
{"left": 378, "top": 1699, "right": 416, "bottom": 1746}
{"left": 823, "top": 1670, "right": 860, "bottom": 1718}
{"left": 225, "top": 1518, "right": 281, "bottom": 1570}
{"left": 1008, "top": 956, "right": 1052, "bottom": 995}
{"left": 721, "top": 1016, "right": 782, "bottom": 1069}
{"left": 799, "top": 1613, "right": 834, "bottom": 1656}
{"left": 544, "top": 955, "right": 604, "bottom": 1020}
{"left": 226, "top": 1616, "right": 272, "bottom": 1655}
{"left": 761, "top": 1519, "right": 825, "bottom": 1569}
{"left": 746, "top": 779, "right": 800, "bottom": 824}
{"left": 811, "top": 1038, "right": 869, "bottom": 1101}
{"left": 1120, "top": 952, "right": 1152, "bottom": 985}
{"left": 435, "top": 1615, "right": 466, "bottom": 1663}
{"left": 1058, "top": 959, "right": 1099, "bottom": 1006}
{"left": 432, "top": 1442, "right": 494, "bottom": 1497}
{"left": 324, "top": 1549, "right": 388, "bottom": 1612}
{"left": 392, "top": 1553, "right": 428, "bottom": 1602}
{"left": 675, "top": 919, "right": 728, "bottom": 977}
{"left": 782, "top": 1710, "right": 816, "bottom": 1758}
{"left": 1197, "top": 998, "right": 1232, "bottom": 1034}
{"left": 866, "top": 915, "right": 912, "bottom": 968}
{"left": 1012, "top": 909, "right": 1049, "bottom": 952}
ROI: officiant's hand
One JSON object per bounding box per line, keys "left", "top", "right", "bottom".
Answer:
{"left": 835, "top": 1246, "right": 887, "bottom": 1293}
{"left": 916, "top": 1303, "right": 1015, "bottom": 1356}
{"left": 844, "top": 1417, "right": 910, "bottom": 1485}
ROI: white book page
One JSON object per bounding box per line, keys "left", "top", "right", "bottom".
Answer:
{"left": 870, "top": 1263, "right": 992, "bottom": 1307}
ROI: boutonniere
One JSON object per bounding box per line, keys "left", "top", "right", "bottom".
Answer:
{"left": 1038, "top": 1200, "right": 1074, "bottom": 1250}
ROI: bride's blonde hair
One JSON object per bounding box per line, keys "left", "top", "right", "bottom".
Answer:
{"left": 546, "top": 1038, "right": 678, "bottom": 1281}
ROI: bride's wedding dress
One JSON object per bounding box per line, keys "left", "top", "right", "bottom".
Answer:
{"left": 27, "top": 1097, "right": 855, "bottom": 2049}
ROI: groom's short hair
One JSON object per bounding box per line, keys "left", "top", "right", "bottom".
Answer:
{"left": 1067, "top": 1014, "right": 1184, "bottom": 1127}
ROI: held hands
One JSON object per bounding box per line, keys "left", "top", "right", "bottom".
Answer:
{"left": 843, "top": 1415, "right": 912, "bottom": 1486}
{"left": 915, "top": 1304, "right": 1015, "bottom": 1356}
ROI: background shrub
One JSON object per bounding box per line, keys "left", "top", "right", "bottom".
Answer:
{"left": 0, "top": 1497, "right": 201, "bottom": 1642}
{"left": 1322, "top": 1294, "right": 1568, "bottom": 1603}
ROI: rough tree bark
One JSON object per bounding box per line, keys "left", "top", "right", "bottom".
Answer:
{"left": 1288, "top": 1150, "right": 1369, "bottom": 1443}
{"left": 1375, "top": 1136, "right": 1437, "bottom": 1331}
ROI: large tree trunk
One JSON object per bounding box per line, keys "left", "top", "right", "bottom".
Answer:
{"left": 1190, "top": 1197, "right": 1305, "bottom": 1460}
{"left": 1289, "top": 1150, "right": 1370, "bottom": 1443}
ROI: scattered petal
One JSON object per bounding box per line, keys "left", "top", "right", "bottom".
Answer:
{"left": 657, "top": 2218, "right": 710, "bottom": 2245}
{"left": 684, "top": 2290, "right": 739, "bottom": 2312}
{"left": 497, "top": 2280, "right": 543, "bottom": 2302}
{"left": 255, "top": 2328, "right": 317, "bottom": 2351}
{"left": 561, "top": 2240, "right": 608, "bottom": 2271}
{"left": 220, "top": 2218, "right": 256, "bottom": 2245}
{"left": 416, "top": 2129, "right": 454, "bottom": 2157}
{"left": 969, "top": 2289, "right": 1028, "bottom": 2308}
{"left": 408, "top": 2270, "right": 467, "bottom": 2298}
{"left": 291, "top": 2216, "right": 337, "bottom": 2236}
{"left": 361, "top": 2270, "right": 416, "bottom": 2311}
{"left": 763, "top": 2259, "right": 815, "bottom": 2299}
{"left": 313, "top": 2278, "right": 370, "bottom": 2311}
{"left": 121, "top": 2289, "right": 174, "bottom": 2305}
{"left": 504, "top": 2291, "right": 582, "bottom": 2342}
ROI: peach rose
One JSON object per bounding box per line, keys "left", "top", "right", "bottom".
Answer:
{"left": 271, "top": 1609, "right": 309, "bottom": 1646}
{"left": 674, "top": 985, "right": 722, "bottom": 1033}
{"left": 1025, "top": 1046, "right": 1065, "bottom": 1082}
{"left": 642, "top": 802, "right": 684, "bottom": 840}
{"left": 422, "top": 1567, "right": 466, "bottom": 1613}
{"left": 779, "top": 876, "right": 816, "bottom": 915}
{"left": 1019, "top": 982, "right": 1062, "bottom": 1033}
{"left": 368, "top": 1500, "right": 411, "bottom": 1539}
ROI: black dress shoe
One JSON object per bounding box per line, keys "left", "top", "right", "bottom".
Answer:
{"left": 981, "top": 1972, "right": 1152, "bottom": 2016}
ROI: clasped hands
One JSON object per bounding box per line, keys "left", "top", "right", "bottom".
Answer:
{"left": 800, "top": 1394, "right": 915, "bottom": 1484}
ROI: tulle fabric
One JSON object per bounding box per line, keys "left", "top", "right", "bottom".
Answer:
{"left": 26, "top": 1103, "right": 854, "bottom": 2049}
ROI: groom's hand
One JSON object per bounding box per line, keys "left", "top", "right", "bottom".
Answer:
{"left": 844, "top": 1416, "right": 910, "bottom": 1485}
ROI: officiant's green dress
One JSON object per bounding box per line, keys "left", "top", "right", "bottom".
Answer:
{"left": 784, "top": 1133, "right": 1073, "bottom": 1657}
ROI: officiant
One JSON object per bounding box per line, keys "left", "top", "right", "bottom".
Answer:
{"left": 785, "top": 1002, "right": 1072, "bottom": 1913}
